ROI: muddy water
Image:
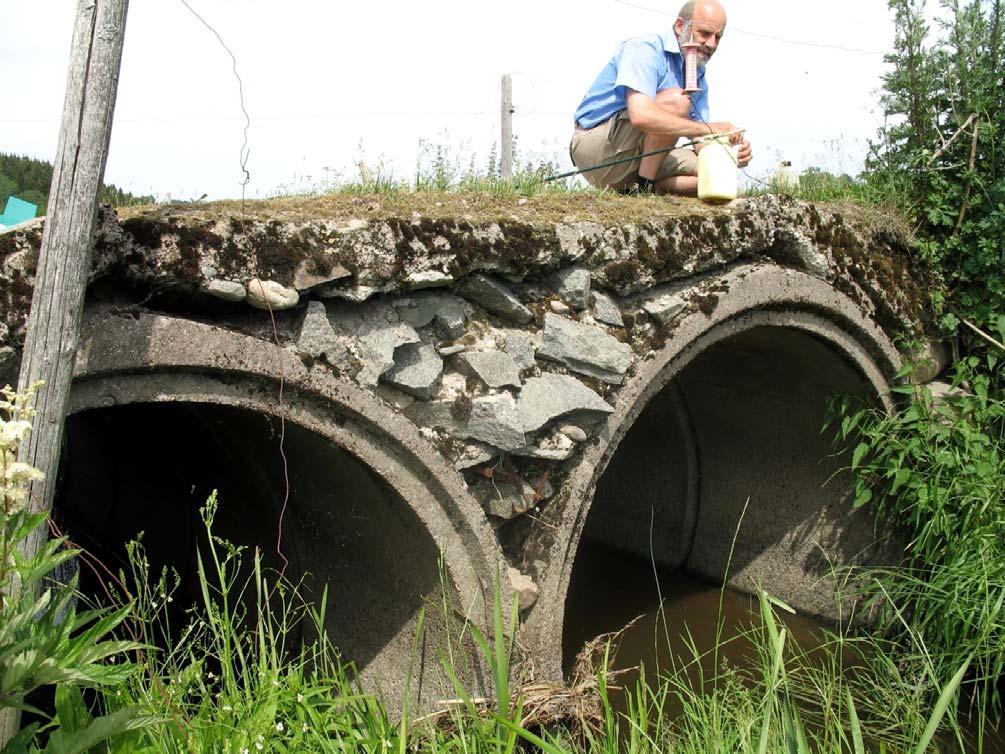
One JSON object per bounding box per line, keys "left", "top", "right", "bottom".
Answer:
{"left": 563, "top": 539, "right": 825, "bottom": 677}
{"left": 564, "top": 539, "right": 1004, "bottom": 751}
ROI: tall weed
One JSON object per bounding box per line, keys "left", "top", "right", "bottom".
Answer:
{"left": 830, "top": 349, "right": 1005, "bottom": 714}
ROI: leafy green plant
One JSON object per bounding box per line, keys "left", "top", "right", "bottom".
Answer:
{"left": 866, "top": 0, "right": 1004, "bottom": 331}
{"left": 830, "top": 346, "right": 1005, "bottom": 715}
{"left": 0, "top": 383, "right": 148, "bottom": 753}
{"left": 100, "top": 493, "right": 400, "bottom": 753}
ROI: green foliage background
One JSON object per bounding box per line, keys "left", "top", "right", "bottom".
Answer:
{"left": 866, "top": 0, "right": 1004, "bottom": 331}
{"left": 0, "top": 153, "right": 153, "bottom": 216}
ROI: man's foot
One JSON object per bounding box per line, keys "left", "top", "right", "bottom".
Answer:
{"left": 619, "top": 176, "right": 656, "bottom": 195}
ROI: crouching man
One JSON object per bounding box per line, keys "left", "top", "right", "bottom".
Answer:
{"left": 570, "top": 0, "right": 752, "bottom": 195}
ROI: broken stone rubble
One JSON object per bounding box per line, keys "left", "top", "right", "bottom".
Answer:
{"left": 0, "top": 194, "right": 936, "bottom": 526}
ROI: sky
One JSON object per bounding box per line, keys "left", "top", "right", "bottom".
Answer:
{"left": 1, "top": 0, "right": 899, "bottom": 202}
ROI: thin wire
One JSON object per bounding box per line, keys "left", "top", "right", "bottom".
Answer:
{"left": 252, "top": 282, "right": 291, "bottom": 583}
{"left": 176, "top": 0, "right": 251, "bottom": 205}
{"left": 612, "top": 0, "right": 887, "bottom": 55}
{"left": 0, "top": 110, "right": 491, "bottom": 125}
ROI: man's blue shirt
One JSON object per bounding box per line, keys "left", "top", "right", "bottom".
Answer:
{"left": 574, "top": 32, "right": 709, "bottom": 129}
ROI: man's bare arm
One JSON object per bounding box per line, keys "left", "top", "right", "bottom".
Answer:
{"left": 625, "top": 89, "right": 739, "bottom": 141}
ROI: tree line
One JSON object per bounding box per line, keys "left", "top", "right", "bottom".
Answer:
{"left": 0, "top": 152, "right": 153, "bottom": 216}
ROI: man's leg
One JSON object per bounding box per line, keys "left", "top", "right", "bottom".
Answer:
{"left": 656, "top": 168, "right": 698, "bottom": 196}
{"left": 637, "top": 88, "right": 693, "bottom": 189}
{"left": 569, "top": 115, "right": 641, "bottom": 191}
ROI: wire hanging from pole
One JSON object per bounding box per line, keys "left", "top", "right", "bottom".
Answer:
{"left": 176, "top": 0, "right": 252, "bottom": 205}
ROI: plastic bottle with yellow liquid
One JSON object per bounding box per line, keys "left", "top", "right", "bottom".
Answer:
{"left": 697, "top": 136, "right": 738, "bottom": 202}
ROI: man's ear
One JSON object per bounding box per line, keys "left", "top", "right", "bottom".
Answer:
{"left": 673, "top": 17, "right": 684, "bottom": 36}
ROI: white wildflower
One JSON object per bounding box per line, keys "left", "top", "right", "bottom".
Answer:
{"left": 302, "top": 722, "right": 309, "bottom": 733}
{"left": 0, "top": 419, "right": 32, "bottom": 450}
{"left": 296, "top": 692, "right": 304, "bottom": 703}
{"left": 275, "top": 721, "right": 284, "bottom": 732}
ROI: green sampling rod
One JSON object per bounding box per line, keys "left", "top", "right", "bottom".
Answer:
{"left": 543, "top": 129, "right": 744, "bottom": 183}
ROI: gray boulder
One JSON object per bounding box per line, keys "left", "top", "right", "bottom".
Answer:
{"left": 383, "top": 342, "right": 443, "bottom": 400}
{"left": 356, "top": 316, "right": 420, "bottom": 386}
{"left": 456, "top": 274, "right": 533, "bottom": 325}
{"left": 518, "top": 373, "right": 614, "bottom": 433}
{"left": 551, "top": 266, "right": 591, "bottom": 311}
{"left": 537, "top": 313, "right": 632, "bottom": 384}
{"left": 456, "top": 351, "right": 521, "bottom": 389}
{"left": 463, "top": 393, "right": 526, "bottom": 451}
{"left": 592, "top": 290, "right": 624, "bottom": 327}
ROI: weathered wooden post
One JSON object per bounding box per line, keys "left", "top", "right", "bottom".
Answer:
{"left": 2, "top": 0, "right": 128, "bottom": 743}
{"left": 501, "top": 74, "right": 514, "bottom": 180}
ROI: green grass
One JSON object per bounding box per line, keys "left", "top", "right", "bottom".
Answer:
{"left": 4, "top": 380, "right": 1000, "bottom": 753}
{"left": 829, "top": 348, "right": 1005, "bottom": 721}
{"left": 88, "top": 515, "right": 992, "bottom": 753}
{"left": 5, "top": 504, "right": 993, "bottom": 753}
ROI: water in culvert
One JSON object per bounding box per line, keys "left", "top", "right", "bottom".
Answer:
{"left": 563, "top": 538, "right": 1004, "bottom": 752}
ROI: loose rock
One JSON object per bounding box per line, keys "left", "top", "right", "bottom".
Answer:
{"left": 512, "top": 431, "right": 577, "bottom": 461}
{"left": 471, "top": 476, "right": 526, "bottom": 520}
{"left": 396, "top": 297, "right": 440, "bottom": 328}
{"left": 296, "top": 301, "right": 339, "bottom": 360}
{"left": 206, "top": 279, "right": 247, "bottom": 302}
{"left": 552, "top": 266, "right": 591, "bottom": 311}
{"left": 592, "top": 290, "right": 624, "bottom": 327}
{"left": 501, "top": 331, "right": 537, "bottom": 371}
{"left": 518, "top": 373, "right": 614, "bottom": 434}
{"left": 463, "top": 393, "right": 526, "bottom": 451}
{"left": 538, "top": 313, "right": 632, "bottom": 384}
{"left": 558, "top": 424, "right": 588, "bottom": 442}
{"left": 435, "top": 298, "right": 468, "bottom": 339}
{"left": 383, "top": 342, "right": 443, "bottom": 400}
{"left": 356, "top": 317, "right": 420, "bottom": 386}
{"left": 643, "top": 290, "right": 687, "bottom": 326}
{"left": 456, "top": 350, "right": 521, "bottom": 389}
{"left": 507, "top": 567, "right": 540, "bottom": 610}
{"left": 456, "top": 273, "right": 533, "bottom": 325}
{"left": 246, "top": 279, "right": 299, "bottom": 311}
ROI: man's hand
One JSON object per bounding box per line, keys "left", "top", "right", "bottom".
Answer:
{"left": 735, "top": 137, "right": 752, "bottom": 167}
{"left": 703, "top": 121, "right": 743, "bottom": 142}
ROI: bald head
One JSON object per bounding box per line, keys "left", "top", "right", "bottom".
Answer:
{"left": 677, "top": 0, "right": 726, "bottom": 23}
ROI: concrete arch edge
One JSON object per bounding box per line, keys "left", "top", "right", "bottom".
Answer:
{"left": 524, "top": 263, "right": 903, "bottom": 680}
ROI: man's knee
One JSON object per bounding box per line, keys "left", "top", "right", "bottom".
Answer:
{"left": 655, "top": 87, "right": 691, "bottom": 118}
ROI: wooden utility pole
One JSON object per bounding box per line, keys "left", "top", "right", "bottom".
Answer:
{"left": 2, "top": 0, "right": 128, "bottom": 741}
{"left": 500, "top": 74, "right": 513, "bottom": 180}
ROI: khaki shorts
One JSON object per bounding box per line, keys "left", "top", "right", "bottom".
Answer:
{"left": 569, "top": 110, "right": 698, "bottom": 190}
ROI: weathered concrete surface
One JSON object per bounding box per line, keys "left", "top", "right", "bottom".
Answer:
{"left": 0, "top": 193, "right": 948, "bottom": 687}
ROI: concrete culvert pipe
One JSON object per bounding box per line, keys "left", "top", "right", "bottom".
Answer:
{"left": 562, "top": 323, "right": 892, "bottom": 666}
{"left": 59, "top": 311, "right": 510, "bottom": 705}
{"left": 527, "top": 266, "right": 905, "bottom": 679}
{"left": 55, "top": 402, "right": 443, "bottom": 676}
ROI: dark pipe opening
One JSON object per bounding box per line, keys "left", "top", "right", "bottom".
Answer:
{"left": 563, "top": 325, "right": 884, "bottom": 671}
{"left": 54, "top": 401, "right": 442, "bottom": 671}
